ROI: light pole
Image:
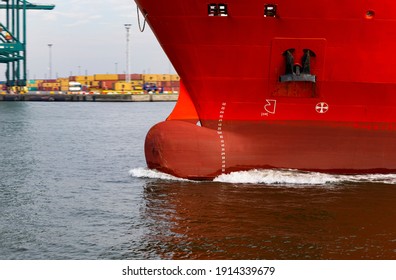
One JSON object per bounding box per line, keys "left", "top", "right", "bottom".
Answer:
{"left": 48, "top": 43, "right": 53, "bottom": 79}
{"left": 124, "top": 23, "right": 132, "bottom": 83}
{"left": 115, "top": 62, "right": 118, "bottom": 74}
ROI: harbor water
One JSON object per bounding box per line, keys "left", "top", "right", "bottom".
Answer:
{"left": 0, "top": 102, "right": 395, "bottom": 260}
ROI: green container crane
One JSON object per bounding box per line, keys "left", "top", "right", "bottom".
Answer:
{"left": 0, "top": 0, "right": 54, "bottom": 92}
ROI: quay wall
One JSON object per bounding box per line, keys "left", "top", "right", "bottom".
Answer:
{"left": 0, "top": 93, "right": 178, "bottom": 102}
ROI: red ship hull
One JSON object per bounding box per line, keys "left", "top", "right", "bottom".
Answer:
{"left": 137, "top": 0, "right": 396, "bottom": 179}
{"left": 146, "top": 119, "right": 396, "bottom": 179}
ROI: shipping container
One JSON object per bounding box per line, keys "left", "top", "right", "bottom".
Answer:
{"left": 114, "top": 82, "right": 133, "bottom": 91}
{"left": 162, "top": 86, "right": 180, "bottom": 93}
{"left": 99, "top": 81, "right": 116, "bottom": 90}
{"left": 157, "top": 74, "right": 171, "bottom": 81}
{"left": 142, "top": 74, "right": 158, "bottom": 82}
{"left": 94, "top": 74, "right": 118, "bottom": 81}
{"left": 131, "top": 80, "right": 143, "bottom": 86}
{"left": 57, "top": 78, "right": 69, "bottom": 82}
{"left": 70, "top": 76, "right": 94, "bottom": 83}
{"left": 117, "top": 74, "right": 126, "bottom": 81}
{"left": 89, "top": 81, "right": 100, "bottom": 87}
{"left": 156, "top": 81, "right": 172, "bottom": 87}
{"left": 42, "top": 82, "right": 61, "bottom": 87}
{"left": 69, "top": 81, "right": 82, "bottom": 92}
{"left": 170, "top": 74, "right": 180, "bottom": 81}
{"left": 118, "top": 73, "right": 143, "bottom": 80}
{"left": 41, "top": 87, "right": 60, "bottom": 91}
{"left": 131, "top": 74, "right": 143, "bottom": 80}
{"left": 118, "top": 74, "right": 143, "bottom": 80}
{"left": 171, "top": 81, "right": 180, "bottom": 87}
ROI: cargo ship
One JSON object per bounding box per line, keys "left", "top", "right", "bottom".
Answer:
{"left": 137, "top": 0, "right": 396, "bottom": 180}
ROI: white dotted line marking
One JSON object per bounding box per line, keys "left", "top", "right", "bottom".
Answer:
{"left": 218, "top": 102, "right": 227, "bottom": 173}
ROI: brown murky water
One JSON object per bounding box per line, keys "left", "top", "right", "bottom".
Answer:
{"left": 139, "top": 178, "right": 396, "bottom": 259}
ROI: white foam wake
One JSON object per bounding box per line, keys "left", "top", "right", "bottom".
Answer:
{"left": 129, "top": 167, "right": 188, "bottom": 181}
{"left": 214, "top": 169, "right": 339, "bottom": 185}
{"left": 130, "top": 167, "right": 396, "bottom": 185}
{"left": 214, "top": 169, "right": 396, "bottom": 185}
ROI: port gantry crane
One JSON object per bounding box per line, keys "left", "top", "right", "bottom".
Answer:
{"left": 0, "top": 0, "right": 54, "bottom": 92}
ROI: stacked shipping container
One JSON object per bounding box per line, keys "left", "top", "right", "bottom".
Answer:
{"left": 25, "top": 73, "right": 180, "bottom": 94}
{"left": 143, "top": 74, "right": 180, "bottom": 94}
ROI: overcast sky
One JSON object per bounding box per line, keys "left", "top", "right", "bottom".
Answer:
{"left": 1, "top": 0, "right": 174, "bottom": 80}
